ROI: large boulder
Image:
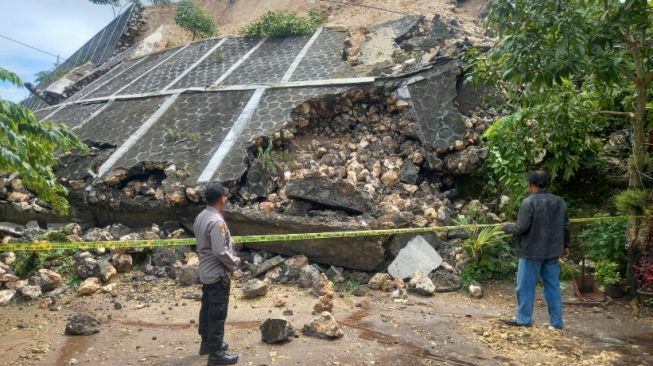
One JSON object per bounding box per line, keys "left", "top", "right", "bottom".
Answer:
{"left": 443, "top": 146, "right": 489, "bottom": 174}
{"left": 388, "top": 236, "right": 443, "bottom": 279}
{"left": 260, "top": 318, "right": 295, "bottom": 344}
{"left": 387, "top": 233, "right": 443, "bottom": 258}
{"left": 302, "top": 312, "right": 343, "bottom": 340}
{"left": 65, "top": 314, "right": 101, "bottom": 336}
{"left": 286, "top": 177, "right": 372, "bottom": 214}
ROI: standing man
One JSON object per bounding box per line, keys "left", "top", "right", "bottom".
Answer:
{"left": 194, "top": 183, "right": 240, "bottom": 365}
{"left": 501, "top": 171, "right": 569, "bottom": 329}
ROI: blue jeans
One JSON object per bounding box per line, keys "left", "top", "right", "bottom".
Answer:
{"left": 515, "top": 258, "right": 564, "bottom": 329}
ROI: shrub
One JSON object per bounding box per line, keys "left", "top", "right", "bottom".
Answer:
{"left": 240, "top": 9, "right": 324, "bottom": 38}
{"left": 175, "top": 0, "right": 217, "bottom": 40}
{"left": 560, "top": 260, "right": 581, "bottom": 281}
{"left": 457, "top": 215, "right": 516, "bottom": 284}
{"left": 579, "top": 215, "right": 627, "bottom": 269}
{"left": 594, "top": 260, "right": 621, "bottom": 286}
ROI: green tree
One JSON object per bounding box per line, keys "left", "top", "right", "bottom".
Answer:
{"left": 0, "top": 68, "right": 88, "bottom": 213}
{"left": 473, "top": 0, "right": 653, "bottom": 287}
{"left": 471, "top": 1, "right": 652, "bottom": 208}
{"left": 175, "top": 0, "right": 217, "bottom": 41}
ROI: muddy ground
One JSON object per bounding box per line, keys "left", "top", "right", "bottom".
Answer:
{"left": 1, "top": 278, "right": 652, "bottom": 366}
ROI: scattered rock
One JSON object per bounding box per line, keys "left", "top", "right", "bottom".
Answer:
{"left": 19, "top": 285, "right": 42, "bottom": 300}
{"left": 282, "top": 309, "right": 294, "bottom": 316}
{"left": 0, "top": 251, "right": 16, "bottom": 266}
{"left": 368, "top": 273, "right": 392, "bottom": 290}
{"left": 302, "top": 312, "right": 343, "bottom": 340}
{"left": 0, "top": 289, "right": 16, "bottom": 305}
{"left": 468, "top": 281, "right": 483, "bottom": 298}
{"left": 299, "top": 265, "right": 321, "bottom": 289}
{"left": 181, "top": 292, "right": 202, "bottom": 301}
{"left": 112, "top": 254, "right": 133, "bottom": 273}
{"left": 36, "top": 269, "right": 63, "bottom": 291}
{"left": 391, "top": 288, "right": 408, "bottom": 299}
{"left": 78, "top": 277, "right": 101, "bottom": 296}
{"left": 96, "top": 259, "right": 117, "bottom": 282}
{"left": 260, "top": 317, "right": 295, "bottom": 344}
{"left": 407, "top": 271, "right": 436, "bottom": 296}
{"left": 176, "top": 265, "right": 199, "bottom": 286}
{"left": 273, "top": 296, "right": 286, "bottom": 307}
{"left": 74, "top": 252, "right": 98, "bottom": 279}
{"left": 388, "top": 236, "right": 443, "bottom": 279}
{"left": 381, "top": 277, "right": 405, "bottom": 292}
{"left": 241, "top": 279, "right": 268, "bottom": 299}
{"left": 352, "top": 287, "right": 367, "bottom": 297}
{"left": 65, "top": 314, "right": 101, "bottom": 336}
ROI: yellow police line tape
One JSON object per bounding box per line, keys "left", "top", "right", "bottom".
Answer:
{"left": 0, "top": 215, "right": 634, "bottom": 252}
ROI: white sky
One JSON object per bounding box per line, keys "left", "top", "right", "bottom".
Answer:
{"left": 0, "top": 0, "right": 120, "bottom": 103}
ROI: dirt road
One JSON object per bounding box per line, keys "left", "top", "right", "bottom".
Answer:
{"left": 1, "top": 278, "right": 652, "bottom": 366}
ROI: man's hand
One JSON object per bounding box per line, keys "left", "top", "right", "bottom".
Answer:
{"left": 501, "top": 224, "right": 508, "bottom": 233}
{"left": 562, "top": 248, "right": 570, "bottom": 258}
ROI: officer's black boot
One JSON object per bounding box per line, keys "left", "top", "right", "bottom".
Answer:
{"left": 207, "top": 351, "right": 238, "bottom": 365}
{"left": 199, "top": 339, "right": 228, "bottom": 355}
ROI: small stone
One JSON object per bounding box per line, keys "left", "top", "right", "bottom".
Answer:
{"left": 273, "top": 296, "right": 286, "bottom": 307}
{"left": 381, "top": 278, "right": 404, "bottom": 292}
{"left": 65, "top": 314, "right": 101, "bottom": 335}
{"left": 302, "top": 312, "right": 343, "bottom": 339}
{"left": 260, "top": 317, "right": 295, "bottom": 344}
{"left": 241, "top": 279, "right": 268, "bottom": 299}
{"left": 113, "top": 302, "right": 123, "bottom": 310}
{"left": 468, "top": 281, "right": 483, "bottom": 298}
{"left": 282, "top": 309, "right": 294, "bottom": 316}
{"left": 352, "top": 287, "right": 367, "bottom": 297}
{"left": 391, "top": 288, "right": 408, "bottom": 299}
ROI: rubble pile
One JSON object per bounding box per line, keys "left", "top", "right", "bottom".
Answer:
{"left": 238, "top": 88, "right": 494, "bottom": 230}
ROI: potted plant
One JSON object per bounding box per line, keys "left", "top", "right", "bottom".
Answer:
{"left": 634, "top": 254, "right": 653, "bottom": 305}
{"left": 594, "top": 260, "right": 623, "bottom": 298}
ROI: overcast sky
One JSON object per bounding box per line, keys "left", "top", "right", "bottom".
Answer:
{"left": 0, "top": 0, "right": 121, "bottom": 103}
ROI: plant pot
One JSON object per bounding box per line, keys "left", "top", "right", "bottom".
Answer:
{"left": 604, "top": 284, "right": 624, "bottom": 298}
{"left": 637, "top": 289, "right": 653, "bottom": 306}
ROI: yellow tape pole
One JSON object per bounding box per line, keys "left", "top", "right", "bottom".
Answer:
{"left": 0, "top": 215, "right": 633, "bottom": 252}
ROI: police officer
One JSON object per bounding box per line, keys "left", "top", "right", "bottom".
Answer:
{"left": 193, "top": 183, "right": 240, "bottom": 365}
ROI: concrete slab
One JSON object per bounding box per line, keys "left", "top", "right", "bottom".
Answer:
{"left": 388, "top": 235, "right": 442, "bottom": 279}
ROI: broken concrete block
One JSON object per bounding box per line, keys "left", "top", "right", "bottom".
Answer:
{"left": 388, "top": 235, "right": 442, "bottom": 279}
{"left": 286, "top": 176, "right": 372, "bottom": 214}
{"left": 251, "top": 255, "right": 285, "bottom": 278}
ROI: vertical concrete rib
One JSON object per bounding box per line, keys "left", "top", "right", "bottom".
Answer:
{"left": 210, "top": 38, "right": 267, "bottom": 87}
{"left": 281, "top": 27, "right": 323, "bottom": 82}
{"left": 161, "top": 38, "right": 227, "bottom": 91}
{"left": 111, "top": 45, "right": 189, "bottom": 96}
{"left": 197, "top": 87, "right": 266, "bottom": 182}
{"left": 97, "top": 93, "right": 180, "bottom": 177}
